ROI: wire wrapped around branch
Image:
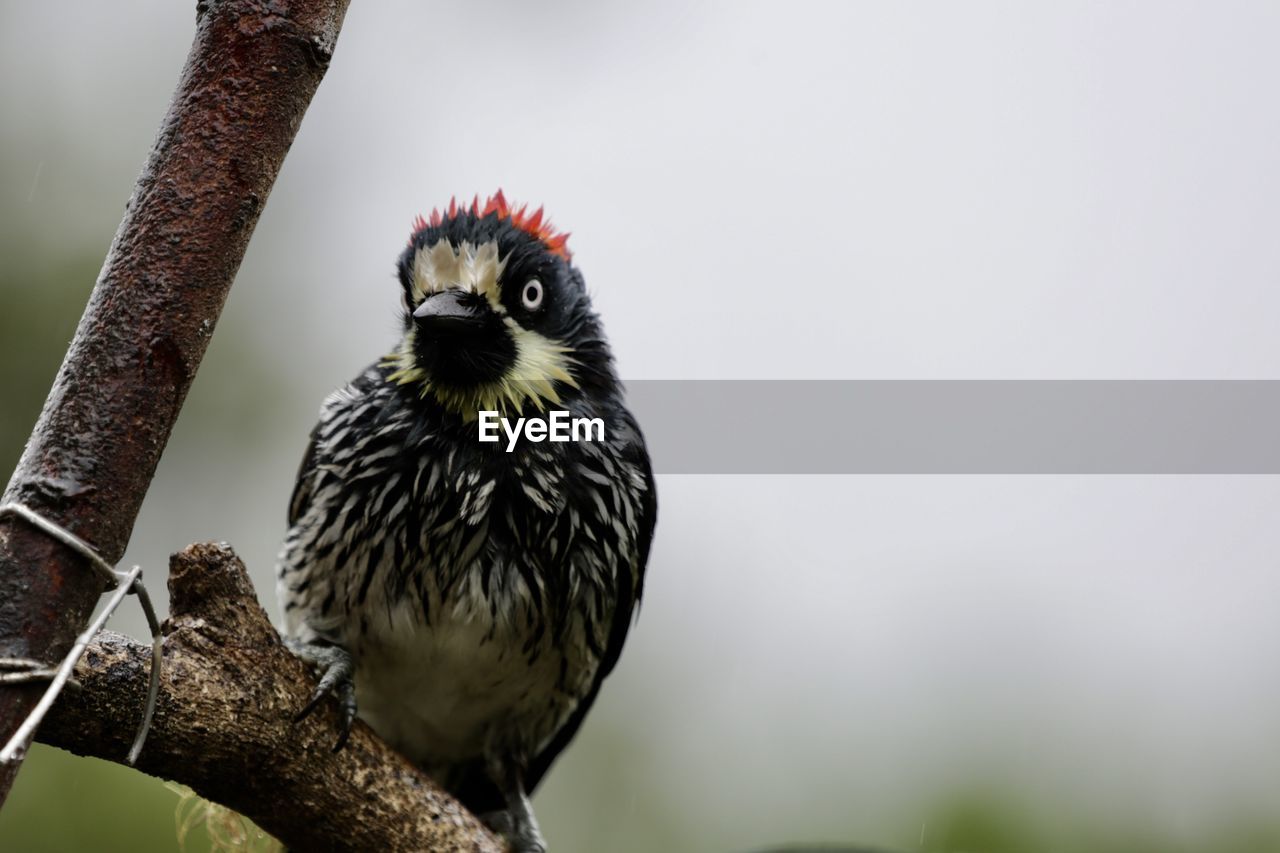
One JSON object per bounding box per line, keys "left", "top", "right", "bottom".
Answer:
{"left": 0, "top": 503, "right": 162, "bottom": 766}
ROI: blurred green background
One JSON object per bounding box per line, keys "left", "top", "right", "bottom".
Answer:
{"left": 5, "top": 2, "right": 1280, "bottom": 851}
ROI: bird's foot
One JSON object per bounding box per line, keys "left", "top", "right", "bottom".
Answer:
{"left": 284, "top": 637, "right": 357, "bottom": 751}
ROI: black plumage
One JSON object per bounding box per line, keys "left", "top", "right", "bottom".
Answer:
{"left": 276, "top": 193, "right": 655, "bottom": 852}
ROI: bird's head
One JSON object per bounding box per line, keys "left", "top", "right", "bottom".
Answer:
{"left": 384, "top": 191, "right": 612, "bottom": 418}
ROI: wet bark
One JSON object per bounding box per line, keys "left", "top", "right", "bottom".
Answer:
{"left": 0, "top": 0, "right": 349, "bottom": 802}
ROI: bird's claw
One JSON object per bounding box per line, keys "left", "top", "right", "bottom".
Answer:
{"left": 285, "top": 638, "right": 357, "bottom": 751}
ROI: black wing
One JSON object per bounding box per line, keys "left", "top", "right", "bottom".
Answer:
{"left": 525, "top": 423, "right": 658, "bottom": 793}
{"left": 288, "top": 370, "right": 383, "bottom": 527}
{"left": 287, "top": 428, "right": 322, "bottom": 527}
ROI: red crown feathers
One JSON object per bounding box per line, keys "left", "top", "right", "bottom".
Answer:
{"left": 410, "top": 190, "right": 571, "bottom": 260}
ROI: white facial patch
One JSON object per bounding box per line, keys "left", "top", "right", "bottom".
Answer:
{"left": 411, "top": 240, "right": 507, "bottom": 312}
{"left": 388, "top": 238, "right": 578, "bottom": 416}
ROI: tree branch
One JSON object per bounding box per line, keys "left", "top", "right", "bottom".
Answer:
{"left": 35, "top": 542, "right": 503, "bottom": 852}
{"left": 0, "top": 0, "right": 347, "bottom": 802}
{"left": 0, "top": 4, "right": 505, "bottom": 849}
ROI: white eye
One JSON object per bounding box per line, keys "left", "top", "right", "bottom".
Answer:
{"left": 521, "top": 279, "right": 544, "bottom": 310}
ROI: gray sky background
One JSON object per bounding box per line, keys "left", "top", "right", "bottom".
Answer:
{"left": 3, "top": 2, "right": 1280, "bottom": 850}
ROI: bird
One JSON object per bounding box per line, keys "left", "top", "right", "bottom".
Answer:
{"left": 275, "top": 191, "right": 656, "bottom": 852}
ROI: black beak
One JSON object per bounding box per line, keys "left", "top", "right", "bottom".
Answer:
{"left": 409, "top": 288, "right": 516, "bottom": 385}
{"left": 412, "top": 290, "right": 492, "bottom": 334}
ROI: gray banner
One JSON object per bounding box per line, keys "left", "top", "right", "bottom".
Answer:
{"left": 620, "top": 381, "right": 1280, "bottom": 473}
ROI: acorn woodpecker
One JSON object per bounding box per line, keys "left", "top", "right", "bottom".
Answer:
{"left": 276, "top": 192, "right": 656, "bottom": 852}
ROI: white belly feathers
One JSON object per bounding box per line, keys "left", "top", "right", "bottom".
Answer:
{"left": 351, "top": 595, "right": 589, "bottom": 768}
